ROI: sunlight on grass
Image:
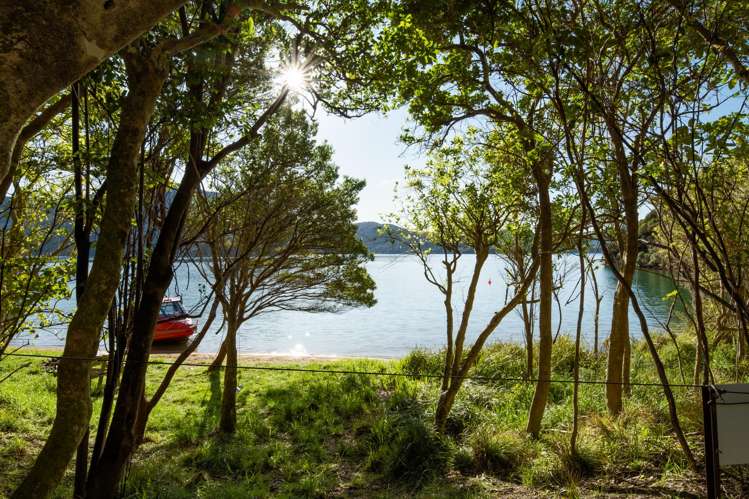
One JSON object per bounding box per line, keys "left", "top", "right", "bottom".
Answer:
{"left": 1, "top": 340, "right": 738, "bottom": 497}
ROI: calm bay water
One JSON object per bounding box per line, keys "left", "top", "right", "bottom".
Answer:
{"left": 19, "top": 254, "right": 682, "bottom": 358}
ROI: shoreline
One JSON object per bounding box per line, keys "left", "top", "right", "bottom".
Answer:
{"left": 8, "top": 345, "right": 397, "bottom": 363}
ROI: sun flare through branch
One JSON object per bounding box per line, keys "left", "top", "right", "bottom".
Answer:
{"left": 277, "top": 63, "right": 309, "bottom": 93}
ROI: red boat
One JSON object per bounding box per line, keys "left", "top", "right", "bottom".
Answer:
{"left": 154, "top": 297, "right": 197, "bottom": 343}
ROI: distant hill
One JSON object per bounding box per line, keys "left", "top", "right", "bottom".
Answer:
{"left": 355, "top": 222, "right": 412, "bottom": 254}
{"left": 355, "top": 222, "right": 449, "bottom": 254}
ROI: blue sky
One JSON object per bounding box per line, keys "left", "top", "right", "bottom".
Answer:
{"left": 315, "top": 108, "right": 424, "bottom": 223}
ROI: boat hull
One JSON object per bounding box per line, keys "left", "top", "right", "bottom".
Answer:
{"left": 153, "top": 319, "right": 196, "bottom": 343}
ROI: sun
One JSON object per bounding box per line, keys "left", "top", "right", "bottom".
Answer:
{"left": 278, "top": 63, "right": 308, "bottom": 93}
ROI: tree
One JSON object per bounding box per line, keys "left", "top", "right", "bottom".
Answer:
{"left": 392, "top": 131, "right": 539, "bottom": 432}
{"left": 0, "top": 0, "right": 186, "bottom": 190}
{"left": 541, "top": 2, "right": 701, "bottom": 464}
{"left": 12, "top": 10, "right": 232, "bottom": 495}
{"left": 193, "top": 109, "right": 375, "bottom": 433}
{"left": 496, "top": 221, "right": 537, "bottom": 379}
{"left": 0, "top": 141, "right": 73, "bottom": 357}
{"left": 530, "top": 0, "right": 670, "bottom": 414}
{"left": 86, "top": 0, "right": 387, "bottom": 492}
{"left": 363, "top": 0, "right": 563, "bottom": 436}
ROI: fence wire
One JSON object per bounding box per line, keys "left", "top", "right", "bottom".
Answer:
{"left": 0, "top": 351, "right": 707, "bottom": 389}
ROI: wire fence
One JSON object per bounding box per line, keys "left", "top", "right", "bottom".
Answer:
{"left": 0, "top": 351, "right": 712, "bottom": 389}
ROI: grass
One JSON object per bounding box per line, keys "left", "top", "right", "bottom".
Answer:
{"left": 1, "top": 336, "right": 748, "bottom": 498}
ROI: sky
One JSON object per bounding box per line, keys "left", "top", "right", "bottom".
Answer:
{"left": 312, "top": 94, "right": 747, "bottom": 224}
{"left": 314, "top": 108, "right": 424, "bottom": 223}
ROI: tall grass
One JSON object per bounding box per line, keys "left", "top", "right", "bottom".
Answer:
{"left": 1, "top": 336, "right": 747, "bottom": 497}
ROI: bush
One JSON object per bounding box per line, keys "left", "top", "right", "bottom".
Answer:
{"left": 453, "top": 445, "right": 475, "bottom": 474}
{"left": 467, "top": 426, "right": 530, "bottom": 477}
{"left": 551, "top": 335, "right": 581, "bottom": 376}
{"left": 443, "top": 397, "right": 484, "bottom": 437}
{"left": 400, "top": 348, "right": 443, "bottom": 378}
{"left": 472, "top": 342, "right": 528, "bottom": 383}
{"left": 367, "top": 414, "right": 454, "bottom": 483}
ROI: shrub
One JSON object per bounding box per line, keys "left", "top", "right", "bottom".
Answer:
{"left": 367, "top": 414, "right": 454, "bottom": 483}
{"left": 467, "top": 426, "right": 530, "bottom": 477}
{"left": 453, "top": 445, "right": 475, "bottom": 474}
{"left": 472, "top": 342, "right": 528, "bottom": 383}
{"left": 400, "top": 348, "right": 443, "bottom": 378}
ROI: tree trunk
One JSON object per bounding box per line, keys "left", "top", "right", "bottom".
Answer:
{"left": 450, "top": 249, "right": 489, "bottom": 379}
{"left": 587, "top": 256, "right": 602, "bottom": 356}
{"left": 522, "top": 298, "right": 533, "bottom": 379}
{"left": 86, "top": 76, "right": 286, "bottom": 499}
{"left": 571, "top": 218, "right": 586, "bottom": 456}
{"left": 593, "top": 298, "right": 601, "bottom": 356}
{"left": 86, "top": 167, "right": 201, "bottom": 498}
{"left": 0, "top": 0, "right": 183, "bottom": 187}
{"left": 219, "top": 319, "right": 239, "bottom": 434}
{"left": 441, "top": 268, "right": 455, "bottom": 392}
{"left": 435, "top": 382, "right": 460, "bottom": 433}
{"left": 693, "top": 337, "right": 703, "bottom": 387}
{"left": 210, "top": 337, "right": 229, "bottom": 372}
{"left": 623, "top": 332, "right": 632, "bottom": 396}
{"left": 10, "top": 48, "right": 163, "bottom": 499}
{"left": 605, "top": 137, "right": 638, "bottom": 414}
{"left": 606, "top": 234, "right": 637, "bottom": 413}
{"left": 89, "top": 305, "right": 124, "bottom": 475}
{"left": 691, "top": 240, "right": 710, "bottom": 385}
{"left": 71, "top": 80, "right": 91, "bottom": 499}
{"left": 526, "top": 158, "right": 553, "bottom": 437}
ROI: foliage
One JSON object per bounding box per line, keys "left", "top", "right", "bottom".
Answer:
{"left": 190, "top": 107, "right": 376, "bottom": 320}
{"left": 0, "top": 138, "right": 74, "bottom": 355}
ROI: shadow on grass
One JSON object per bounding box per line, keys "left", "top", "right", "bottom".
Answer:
{"left": 596, "top": 482, "right": 702, "bottom": 498}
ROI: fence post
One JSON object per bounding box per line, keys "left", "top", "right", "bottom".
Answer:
{"left": 702, "top": 385, "right": 720, "bottom": 499}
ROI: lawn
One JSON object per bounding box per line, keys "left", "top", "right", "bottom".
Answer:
{"left": 1, "top": 336, "right": 747, "bottom": 498}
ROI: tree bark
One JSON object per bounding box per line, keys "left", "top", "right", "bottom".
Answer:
{"left": 88, "top": 305, "right": 124, "bottom": 475}
{"left": 605, "top": 124, "right": 639, "bottom": 415}
{"left": 210, "top": 337, "right": 229, "bottom": 372}
{"left": 441, "top": 264, "right": 455, "bottom": 392}
{"left": 571, "top": 214, "right": 586, "bottom": 456}
{"left": 219, "top": 318, "right": 239, "bottom": 434}
{"left": 691, "top": 238, "right": 710, "bottom": 385}
{"left": 11, "top": 48, "right": 165, "bottom": 499}
{"left": 588, "top": 259, "right": 601, "bottom": 356}
{"left": 71, "top": 80, "right": 91, "bottom": 499}
{"left": 522, "top": 299, "right": 533, "bottom": 379}
{"left": 0, "top": 0, "right": 183, "bottom": 188}
{"left": 526, "top": 157, "right": 553, "bottom": 437}
{"left": 606, "top": 256, "right": 636, "bottom": 413}
{"left": 86, "top": 161, "right": 203, "bottom": 499}
{"left": 450, "top": 249, "right": 489, "bottom": 379}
